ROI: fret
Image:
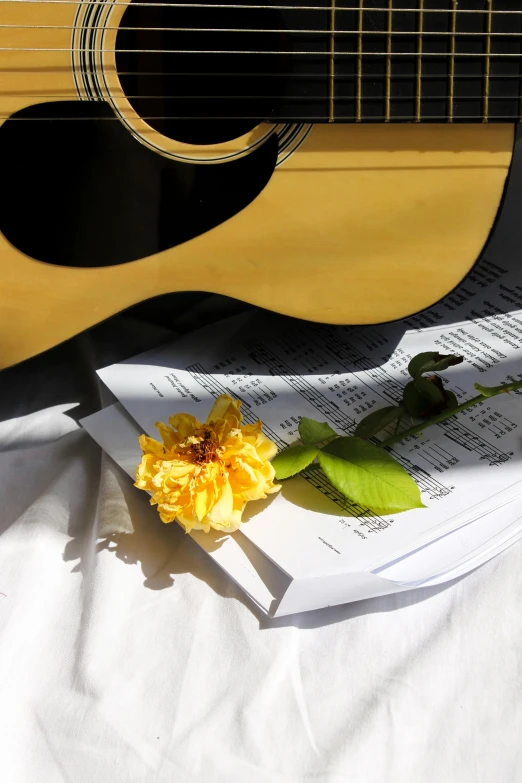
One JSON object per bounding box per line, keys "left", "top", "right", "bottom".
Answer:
{"left": 420, "top": 0, "right": 451, "bottom": 122}
{"left": 356, "top": 0, "right": 363, "bottom": 121}
{"left": 483, "top": 0, "right": 493, "bottom": 121}
{"left": 451, "top": 0, "right": 483, "bottom": 122}
{"left": 448, "top": 0, "right": 457, "bottom": 121}
{"left": 389, "top": 0, "right": 420, "bottom": 120}
{"left": 329, "top": 1, "right": 336, "bottom": 121}
{"left": 487, "top": 0, "right": 522, "bottom": 121}
{"left": 415, "top": 0, "right": 423, "bottom": 122}
{"left": 361, "top": 0, "right": 387, "bottom": 121}
{"left": 385, "top": 0, "right": 393, "bottom": 121}
{"left": 332, "top": 1, "right": 358, "bottom": 120}
{"left": 335, "top": 0, "right": 378, "bottom": 122}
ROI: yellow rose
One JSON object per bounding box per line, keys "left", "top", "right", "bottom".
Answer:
{"left": 135, "top": 395, "right": 280, "bottom": 533}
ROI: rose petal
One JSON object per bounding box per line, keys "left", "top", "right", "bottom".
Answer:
{"left": 155, "top": 421, "right": 180, "bottom": 449}
{"left": 206, "top": 394, "right": 242, "bottom": 427}
{"left": 168, "top": 413, "right": 200, "bottom": 439}
{"left": 242, "top": 426, "right": 278, "bottom": 462}
{"left": 204, "top": 481, "right": 240, "bottom": 531}
{"left": 138, "top": 434, "right": 168, "bottom": 458}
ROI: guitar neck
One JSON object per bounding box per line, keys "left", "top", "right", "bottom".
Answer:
{"left": 265, "top": 0, "right": 522, "bottom": 124}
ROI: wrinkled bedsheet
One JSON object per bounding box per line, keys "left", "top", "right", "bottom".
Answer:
{"left": 1, "top": 297, "right": 521, "bottom": 783}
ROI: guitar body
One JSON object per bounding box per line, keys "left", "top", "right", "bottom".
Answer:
{"left": 0, "top": 0, "right": 516, "bottom": 368}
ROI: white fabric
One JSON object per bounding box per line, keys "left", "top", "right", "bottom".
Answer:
{"left": 1, "top": 306, "right": 521, "bottom": 783}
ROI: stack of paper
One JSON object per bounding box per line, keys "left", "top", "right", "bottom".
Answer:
{"left": 81, "top": 257, "right": 522, "bottom": 616}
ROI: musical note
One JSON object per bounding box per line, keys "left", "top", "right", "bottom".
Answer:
{"left": 246, "top": 340, "right": 355, "bottom": 433}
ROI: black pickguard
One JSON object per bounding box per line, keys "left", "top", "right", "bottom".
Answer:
{"left": 0, "top": 101, "right": 278, "bottom": 268}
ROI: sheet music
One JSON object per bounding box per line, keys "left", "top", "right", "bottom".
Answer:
{"left": 81, "top": 402, "right": 522, "bottom": 616}
{"left": 97, "top": 257, "right": 522, "bottom": 579}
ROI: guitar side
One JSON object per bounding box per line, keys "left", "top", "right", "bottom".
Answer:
{"left": 0, "top": 1, "right": 515, "bottom": 368}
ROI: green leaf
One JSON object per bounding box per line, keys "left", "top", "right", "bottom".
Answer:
{"left": 403, "top": 377, "right": 445, "bottom": 417}
{"left": 474, "top": 381, "right": 511, "bottom": 398}
{"left": 354, "top": 405, "right": 404, "bottom": 438}
{"left": 318, "top": 437, "right": 425, "bottom": 514}
{"left": 298, "top": 417, "right": 337, "bottom": 445}
{"left": 272, "top": 444, "right": 318, "bottom": 480}
{"left": 408, "top": 352, "right": 438, "bottom": 378}
{"left": 444, "top": 390, "right": 459, "bottom": 410}
{"left": 408, "top": 351, "right": 463, "bottom": 378}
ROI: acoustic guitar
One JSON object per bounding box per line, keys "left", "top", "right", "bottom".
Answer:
{"left": 0, "top": 0, "right": 519, "bottom": 368}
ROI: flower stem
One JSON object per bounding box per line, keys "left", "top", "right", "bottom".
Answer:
{"left": 379, "top": 379, "right": 522, "bottom": 448}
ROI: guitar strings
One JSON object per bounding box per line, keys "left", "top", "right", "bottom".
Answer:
{"left": 1, "top": 0, "right": 522, "bottom": 12}
{"left": 2, "top": 93, "right": 513, "bottom": 98}
{"left": 2, "top": 48, "right": 522, "bottom": 55}
{"left": 3, "top": 114, "right": 522, "bottom": 120}
{"left": 2, "top": 3, "right": 520, "bottom": 115}
{"left": 2, "top": 24, "right": 522, "bottom": 36}
{"left": 1, "top": 69, "right": 520, "bottom": 76}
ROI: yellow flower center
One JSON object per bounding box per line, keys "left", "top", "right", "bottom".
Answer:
{"left": 187, "top": 429, "right": 220, "bottom": 465}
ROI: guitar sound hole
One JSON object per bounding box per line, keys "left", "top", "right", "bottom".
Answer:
{"left": 116, "top": 0, "right": 288, "bottom": 145}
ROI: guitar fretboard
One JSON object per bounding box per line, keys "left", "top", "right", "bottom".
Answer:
{"left": 275, "top": 0, "right": 522, "bottom": 123}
